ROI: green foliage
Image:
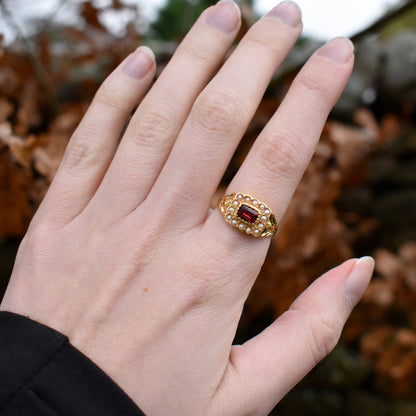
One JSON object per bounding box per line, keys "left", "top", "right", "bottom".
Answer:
{"left": 150, "top": 0, "right": 254, "bottom": 41}
{"left": 382, "top": 3, "right": 416, "bottom": 39}
{"left": 150, "top": 0, "right": 216, "bottom": 41}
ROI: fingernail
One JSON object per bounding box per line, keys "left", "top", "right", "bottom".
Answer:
{"left": 344, "top": 256, "right": 375, "bottom": 307}
{"left": 266, "top": 1, "right": 302, "bottom": 27}
{"left": 122, "top": 46, "right": 155, "bottom": 79}
{"left": 206, "top": 0, "right": 241, "bottom": 34}
{"left": 317, "top": 37, "right": 354, "bottom": 64}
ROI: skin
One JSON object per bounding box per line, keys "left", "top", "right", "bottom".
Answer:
{"left": 1, "top": 2, "right": 374, "bottom": 415}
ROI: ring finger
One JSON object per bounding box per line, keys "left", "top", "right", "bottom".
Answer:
{"left": 208, "top": 37, "right": 355, "bottom": 247}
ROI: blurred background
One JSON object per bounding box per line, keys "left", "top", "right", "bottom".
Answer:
{"left": 1, "top": 0, "right": 416, "bottom": 414}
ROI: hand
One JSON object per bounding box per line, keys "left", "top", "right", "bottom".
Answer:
{"left": 1, "top": 1, "right": 374, "bottom": 415}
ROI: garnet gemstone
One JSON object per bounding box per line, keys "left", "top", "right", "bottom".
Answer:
{"left": 237, "top": 204, "right": 259, "bottom": 224}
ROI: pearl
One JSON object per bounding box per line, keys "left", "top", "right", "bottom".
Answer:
{"left": 237, "top": 194, "right": 243, "bottom": 200}
{"left": 228, "top": 207, "right": 235, "bottom": 213}
{"left": 231, "top": 219, "right": 238, "bottom": 225}
{"left": 226, "top": 214, "right": 232, "bottom": 220}
{"left": 245, "top": 197, "right": 251, "bottom": 202}
{"left": 259, "top": 204, "right": 265, "bottom": 211}
{"left": 258, "top": 223, "right": 264, "bottom": 229}
{"left": 252, "top": 200, "right": 258, "bottom": 206}
{"left": 264, "top": 209, "right": 270, "bottom": 215}
{"left": 261, "top": 215, "right": 267, "bottom": 221}
{"left": 254, "top": 229, "right": 260, "bottom": 236}
{"left": 238, "top": 223, "right": 245, "bottom": 230}
{"left": 246, "top": 227, "right": 251, "bottom": 233}
{"left": 232, "top": 200, "right": 239, "bottom": 206}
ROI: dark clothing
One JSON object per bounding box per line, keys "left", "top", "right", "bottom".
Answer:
{"left": 0, "top": 312, "right": 145, "bottom": 416}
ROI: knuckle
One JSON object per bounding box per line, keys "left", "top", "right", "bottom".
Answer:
{"left": 186, "top": 248, "right": 254, "bottom": 305}
{"left": 193, "top": 91, "right": 243, "bottom": 139}
{"left": 175, "top": 264, "right": 213, "bottom": 307}
{"left": 296, "top": 70, "right": 330, "bottom": 100}
{"left": 94, "top": 79, "right": 125, "bottom": 112}
{"left": 175, "top": 240, "right": 232, "bottom": 304}
{"left": 245, "top": 26, "right": 285, "bottom": 55}
{"left": 183, "top": 270, "right": 218, "bottom": 304}
{"left": 307, "top": 312, "right": 342, "bottom": 364}
{"left": 259, "top": 132, "right": 302, "bottom": 178}
{"left": 178, "top": 39, "right": 213, "bottom": 65}
{"left": 63, "top": 137, "right": 98, "bottom": 170}
{"left": 130, "top": 109, "right": 176, "bottom": 150}
{"left": 19, "top": 225, "right": 54, "bottom": 259}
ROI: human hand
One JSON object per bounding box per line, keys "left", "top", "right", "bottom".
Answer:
{"left": 1, "top": 1, "right": 374, "bottom": 415}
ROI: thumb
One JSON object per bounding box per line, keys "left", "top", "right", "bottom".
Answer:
{"left": 212, "top": 257, "right": 374, "bottom": 416}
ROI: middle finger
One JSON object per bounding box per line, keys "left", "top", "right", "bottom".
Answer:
{"left": 148, "top": 1, "right": 302, "bottom": 225}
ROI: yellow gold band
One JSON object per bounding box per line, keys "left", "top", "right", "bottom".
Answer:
{"left": 218, "top": 193, "right": 277, "bottom": 237}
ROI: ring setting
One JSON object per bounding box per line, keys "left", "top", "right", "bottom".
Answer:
{"left": 218, "top": 193, "right": 277, "bottom": 237}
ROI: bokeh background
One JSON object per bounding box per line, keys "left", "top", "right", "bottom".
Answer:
{"left": 1, "top": 0, "right": 416, "bottom": 414}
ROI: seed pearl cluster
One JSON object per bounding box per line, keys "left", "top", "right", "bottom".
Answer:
{"left": 225, "top": 193, "right": 271, "bottom": 236}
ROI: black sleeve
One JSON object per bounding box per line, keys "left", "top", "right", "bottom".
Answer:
{"left": 0, "top": 311, "right": 146, "bottom": 416}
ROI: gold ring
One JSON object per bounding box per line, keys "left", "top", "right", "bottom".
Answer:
{"left": 218, "top": 193, "right": 277, "bottom": 237}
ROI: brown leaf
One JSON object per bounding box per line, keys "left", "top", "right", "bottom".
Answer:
{"left": 81, "top": 2, "right": 105, "bottom": 31}
{"left": 0, "top": 150, "right": 33, "bottom": 238}
{"left": 0, "top": 98, "right": 14, "bottom": 123}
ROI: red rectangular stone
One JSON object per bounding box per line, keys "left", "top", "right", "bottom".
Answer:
{"left": 237, "top": 204, "right": 259, "bottom": 224}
